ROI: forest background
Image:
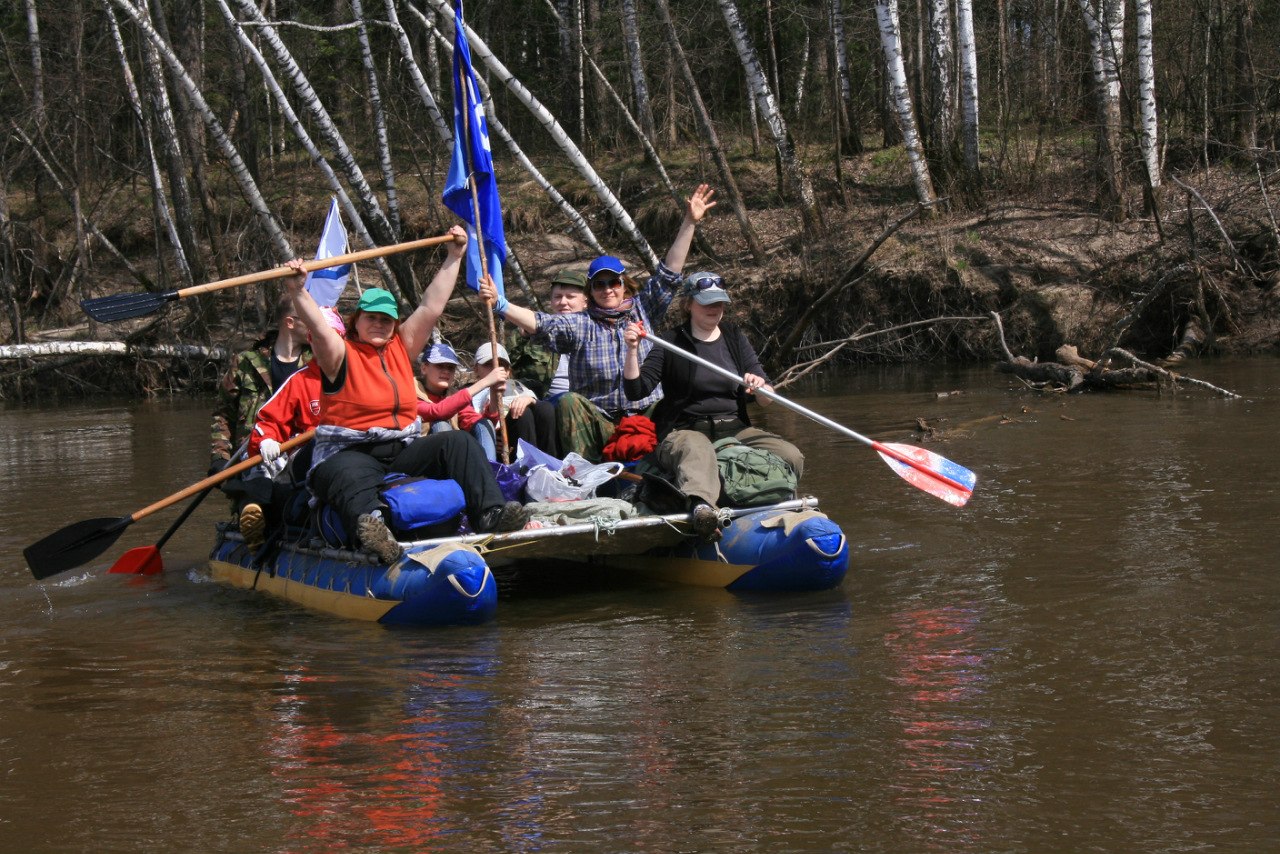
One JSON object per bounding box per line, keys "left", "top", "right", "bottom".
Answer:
{"left": 1, "top": 0, "right": 1278, "bottom": 399}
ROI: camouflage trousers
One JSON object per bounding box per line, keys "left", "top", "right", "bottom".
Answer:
{"left": 552, "top": 393, "right": 618, "bottom": 463}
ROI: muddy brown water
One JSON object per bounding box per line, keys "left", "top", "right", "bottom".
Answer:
{"left": 2, "top": 359, "right": 1278, "bottom": 852}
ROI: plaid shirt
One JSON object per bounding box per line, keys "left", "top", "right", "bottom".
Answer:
{"left": 533, "top": 261, "right": 681, "bottom": 414}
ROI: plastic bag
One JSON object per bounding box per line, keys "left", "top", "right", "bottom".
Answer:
{"left": 524, "top": 453, "right": 624, "bottom": 502}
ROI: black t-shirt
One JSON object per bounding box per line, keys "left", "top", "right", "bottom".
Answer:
{"left": 269, "top": 352, "right": 303, "bottom": 391}
{"left": 683, "top": 336, "right": 741, "bottom": 419}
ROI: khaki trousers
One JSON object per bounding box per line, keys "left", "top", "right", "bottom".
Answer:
{"left": 655, "top": 426, "right": 804, "bottom": 508}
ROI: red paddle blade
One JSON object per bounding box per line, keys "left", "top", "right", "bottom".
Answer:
{"left": 108, "top": 546, "right": 164, "bottom": 576}
{"left": 874, "top": 442, "right": 976, "bottom": 507}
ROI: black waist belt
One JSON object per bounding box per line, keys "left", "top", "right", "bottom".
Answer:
{"left": 674, "top": 415, "right": 746, "bottom": 437}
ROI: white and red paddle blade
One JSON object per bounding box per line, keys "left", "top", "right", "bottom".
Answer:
{"left": 874, "top": 442, "right": 976, "bottom": 507}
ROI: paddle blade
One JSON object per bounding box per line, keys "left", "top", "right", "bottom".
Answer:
{"left": 109, "top": 545, "right": 164, "bottom": 576}
{"left": 81, "top": 289, "right": 177, "bottom": 322}
{"left": 24, "top": 516, "right": 132, "bottom": 580}
{"left": 875, "top": 442, "right": 976, "bottom": 507}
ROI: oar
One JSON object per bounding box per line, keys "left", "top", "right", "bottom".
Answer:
{"left": 81, "top": 234, "right": 462, "bottom": 323}
{"left": 638, "top": 331, "right": 977, "bottom": 507}
{"left": 24, "top": 431, "right": 315, "bottom": 580}
{"left": 108, "top": 441, "right": 253, "bottom": 576}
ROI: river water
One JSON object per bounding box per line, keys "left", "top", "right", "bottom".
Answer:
{"left": 1, "top": 358, "right": 1277, "bottom": 852}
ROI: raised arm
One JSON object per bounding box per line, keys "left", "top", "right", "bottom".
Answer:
{"left": 286, "top": 259, "right": 346, "bottom": 383}
{"left": 401, "top": 225, "right": 467, "bottom": 358}
{"left": 479, "top": 276, "right": 537, "bottom": 334}
{"left": 662, "top": 184, "right": 717, "bottom": 275}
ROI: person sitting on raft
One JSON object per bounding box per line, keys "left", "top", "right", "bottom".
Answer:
{"left": 283, "top": 227, "right": 529, "bottom": 565}
{"left": 481, "top": 184, "right": 717, "bottom": 461}
{"left": 459, "top": 342, "right": 558, "bottom": 462}
{"left": 416, "top": 341, "right": 509, "bottom": 434}
{"left": 236, "top": 306, "right": 348, "bottom": 548}
{"left": 622, "top": 272, "right": 804, "bottom": 541}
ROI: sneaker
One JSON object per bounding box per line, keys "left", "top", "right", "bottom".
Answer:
{"left": 476, "top": 501, "right": 531, "bottom": 534}
{"left": 239, "top": 503, "right": 266, "bottom": 549}
{"left": 357, "top": 513, "right": 403, "bottom": 564}
{"left": 690, "top": 502, "right": 722, "bottom": 542}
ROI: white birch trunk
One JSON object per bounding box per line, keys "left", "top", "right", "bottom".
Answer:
{"left": 1136, "top": 0, "right": 1160, "bottom": 191}
{"left": 621, "top": 0, "right": 657, "bottom": 145}
{"left": 108, "top": 0, "right": 292, "bottom": 261}
{"left": 212, "top": 0, "right": 395, "bottom": 286}
{"left": 23, "top": 0, "right": 47, "bottom": 129}
{"left": 956, "top": 0, "right": 980, "bottom": 176}
{"left": 925, "top": 0, "right": 954, "bottom": 170}
{"left": 1077, "top": 0, "right": 1126, "bottom": 219}
{"left": 423, "top": 0, "right": 657, "bottom": 268}
{"left": 716, "top": 0, "right": 825, "bottom": 235}
{"left": 411, "top": 6, "right": 603, "bottom": 256}
{"left": 102, "top": 0, "right": 192, "bottom": 287}
{"left": 383, "top": 0, "right": 452, "bottom": 146}
{"left": 875, "top": 0, "right": 937, "bottom": 206}
{"left": 793, "top": 25, "right": 810, "bottom": 116}
{"left": 230, "top": 0, "right": 401, "bottom": 261}
{"left": 0, "top": 342, "right": 229, "bottom": 360}
{"left": 351, "top": 0, "right": 401, "bottom": 237}
{"left": 830, "top": 0, "right": 851, "bottom": 109}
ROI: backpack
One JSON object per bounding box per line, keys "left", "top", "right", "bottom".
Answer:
{"left": 713, "top": 438, "right": 798, "bottom": 507}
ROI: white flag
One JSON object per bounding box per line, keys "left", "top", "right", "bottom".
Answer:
{"left": 303, "top": 198, "right": 351, "bottom": 307}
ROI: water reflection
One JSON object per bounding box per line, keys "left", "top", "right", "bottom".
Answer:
{"left": 884, "top": 604, "right": 992, "bottom": 849}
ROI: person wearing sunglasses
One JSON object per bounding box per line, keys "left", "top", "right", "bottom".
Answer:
{"left": 481, "top": 184, "right": 718, "bottom": 461}
{"left": 621, "top": 272, "right": 804, "bottom": 540}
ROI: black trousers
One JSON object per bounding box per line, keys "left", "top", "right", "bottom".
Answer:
{"left": 311, "top": 430, "right": 504, "bottom": 537}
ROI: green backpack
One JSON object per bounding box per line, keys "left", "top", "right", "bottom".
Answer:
{"left": 713, "top": 438, "right": 799, "bottom": 507}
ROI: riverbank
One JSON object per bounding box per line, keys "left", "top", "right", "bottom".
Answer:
{"left": 4, "top": 139, "right": 1278, "bottom": 400}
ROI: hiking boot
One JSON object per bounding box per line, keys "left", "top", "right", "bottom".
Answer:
{"left": 690, "top": 502, "right": 722, "bottom": 543}
{"left": 239, "top": 503, "right": 266, "bottom": 549}
{"left": 476, "top": 501, "right": 530, "bottom": 534}
{"left": 357, "top": 513, "right": 403, "bottom": 564}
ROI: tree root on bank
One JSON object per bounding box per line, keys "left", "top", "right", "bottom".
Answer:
{"left": 989, "top": 311, "right": 1241, "bottom": 398}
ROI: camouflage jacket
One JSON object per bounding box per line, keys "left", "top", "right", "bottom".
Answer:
{"left": 209, "top": 333, "right": 311, "bottom": 466}
{"left": 505, "top": 327, "right": 558, "bottom": 399}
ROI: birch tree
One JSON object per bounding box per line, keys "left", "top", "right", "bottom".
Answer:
{"left": 23, "top": 0, "right": 47, "bottom": 130}
{"left": 716, "top": 0, "right": 825, "bottom": 236}
{"left": 956, "top": 0, "right": 980, "bottom": 184}
{"left": 828, "top": 0, "right": 862, "bottom": 153}
{"left": 1077, "top": 0, "right": 1126, "bottom": 221}
{"left": 424, "top": 0, "right": 657, "bottom": 268}
{"left": 653, "top": 0, "right": 767, "bottom": 264}
{"left": 230, "top": 0, "right": 415, "bottom": 295}
{"left": 383, "top": 0, "right": 452, "bottom": 146}
{"left": 352, "top": 0, "right": 402, "bottom": 238}
{"left": 1135, "top": 0, "right": 1160, "bottom": 212}
{"left": 925, "top": 0, "right": 955, "bottom": 180}
{"left": 109, "top": 0, "right": 292, "bottom": 262}
{"left": 211, "top": 0, "right": 396, "bottom": 288}
{"left": 875, "top": 0, "right": 937, "bottom": 208}
{"left": 620, "top": 0, "right": 657, "bottom": 146}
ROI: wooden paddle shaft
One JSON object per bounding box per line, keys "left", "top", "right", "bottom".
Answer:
{"left": 173, "top": 234, "right": 463, "bottom": 300}
{"left": 130, "top": 431, "right": 316, "bottom": 523}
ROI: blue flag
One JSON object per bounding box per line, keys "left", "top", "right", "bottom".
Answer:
{"left": 442, "top": 1, "right": 506, "bottom": 297}
{"left": 303, "top": 197, "right": 351, "bottom": 307}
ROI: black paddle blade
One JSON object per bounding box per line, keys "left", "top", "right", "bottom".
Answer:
{"left": 24, "top": 516, "right": 133, "bottom": 580}
{"left": 81, "top": 289, "right": 177, "bottom": 323}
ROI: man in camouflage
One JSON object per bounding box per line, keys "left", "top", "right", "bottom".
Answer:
{"left": 210, "top": 294, "right": 312, "bottom": 469}
{"left": 504, "top": 268, "right": 588, "bottom": 398}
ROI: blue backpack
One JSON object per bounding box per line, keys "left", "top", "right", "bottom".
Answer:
{"left": 319, "top": 476, "right": 466, "bottom": 547}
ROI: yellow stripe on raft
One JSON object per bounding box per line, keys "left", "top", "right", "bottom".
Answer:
{"left": 599, "top": 555, "right": 756, "bottom": 588}
{"left": 208, "top": 559, "right": 400, "bottom": 622}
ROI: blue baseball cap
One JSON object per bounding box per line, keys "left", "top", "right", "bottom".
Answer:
{"left": 421, "top": 342, "right": 460, "bottom": 365}
{"left": 587, "top": 256, "right": 626, "bottom": 279}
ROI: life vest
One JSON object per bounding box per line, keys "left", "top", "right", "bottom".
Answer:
{"left": 320, "top": 337, "right": 418, "bottom": 431}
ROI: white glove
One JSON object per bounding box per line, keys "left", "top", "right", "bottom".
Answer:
{"left": 259, "top": 438, "right": 282, "bottom": 464}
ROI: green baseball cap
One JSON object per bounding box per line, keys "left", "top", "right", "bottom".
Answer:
{"left": 356, "top": 288, "right": 399, "bottom": 319}
{"left": 551, "top": 269, "right": 588, "bottom": 291}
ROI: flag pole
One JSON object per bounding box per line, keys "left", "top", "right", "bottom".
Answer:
{"left": 453, "top": 4, "right": 510, "bottom": 464}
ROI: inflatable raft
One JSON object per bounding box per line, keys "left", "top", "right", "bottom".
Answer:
{"left": 207, "top": 498, "right": 849, "bottom": 627}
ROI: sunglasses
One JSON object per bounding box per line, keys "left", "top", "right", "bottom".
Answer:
{"left": 687, "top": 274, "right": 726, "bottom": 292}
{"left": 591, "top": 278, "right": 624, "bottom": 291}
